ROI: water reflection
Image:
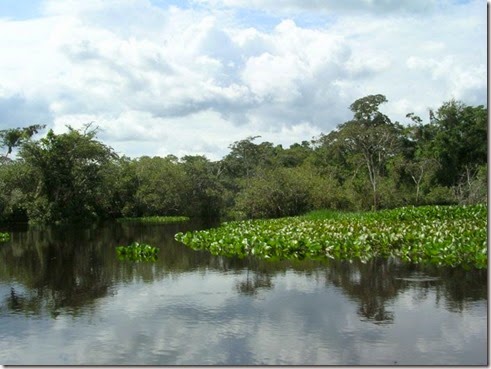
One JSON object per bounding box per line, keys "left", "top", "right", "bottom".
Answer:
{"left": 0, "top": 220, "right": 487, "bottom": 319}
{"left": 0, "top": 221, "right": 487, "bottom": 365}
{"left": 235, "top": 267, "right": 274, "bottom": 296}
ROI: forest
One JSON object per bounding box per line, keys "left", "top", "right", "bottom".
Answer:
{"left": 0, "top": 94, "right": 487, "bottom": 225}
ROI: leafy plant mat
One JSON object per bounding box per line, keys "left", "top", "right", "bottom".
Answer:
{"left": 175, "top": 204, "right": 487, "bottom": 269}
{"left": 116, "top": 242, "right": 159, "bottom": 262}
{"left": 117, "top": 216, "right": 190, "bottom": 224}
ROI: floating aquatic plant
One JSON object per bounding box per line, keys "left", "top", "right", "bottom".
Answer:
{"left": 175, "top": 204, "right": 487, "bottom": 269}
{"left": 116, "top": 242, "right": 159, "bottom": 262}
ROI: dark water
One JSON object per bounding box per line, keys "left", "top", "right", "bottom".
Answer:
{"left": 0, "top": 220, "right": 487, "bottom": 365}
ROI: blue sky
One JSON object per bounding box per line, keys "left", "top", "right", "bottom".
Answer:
{"left": 0, "top": 0, "right": 487, "bottom": 159}
{"left": 0, "top": 0, "right": 43, "bottom": 19}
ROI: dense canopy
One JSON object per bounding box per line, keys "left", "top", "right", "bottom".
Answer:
{"left": 0, "top": 95, "right": 486, "bottom": 224}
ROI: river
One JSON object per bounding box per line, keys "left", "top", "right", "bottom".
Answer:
{"left": 0, "top": 220, "right": 487, "bottom": 365}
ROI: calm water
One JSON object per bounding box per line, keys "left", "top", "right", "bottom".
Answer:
{"left": 0, "top": 220, "right": 487, "bottom": 365}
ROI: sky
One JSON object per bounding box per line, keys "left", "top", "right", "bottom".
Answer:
{"left": 0, "top": 0, "right": 487, "bottom": 160}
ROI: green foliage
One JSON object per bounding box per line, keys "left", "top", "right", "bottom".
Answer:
{"left": 331, "top": 97, "right": 404, "bottom": 210}
{"left": 0, "top": 124, "right": 45, "bottom": 158}
{"left": 234, "top": 166, "right": 313, "bottom": 219}
{"left": 223, "top": 136, "right": 276, "bottom": 179}
{"left": 180, "top": 155, "right": 224, "bottom": 218}
{"left": 19, "top": 124, "right": 117, "bottom": 224}
{"left": 274, "top": 141, "right": 313, "bottom": 168}
{"left": 453, "top": 164, "right": 487, "bottom": 206}
{"left": 175, "top": 205, "right": 487, "bottom": 269}
{"left": 129, "top": 156, "right": 188, "bottom": 217}
{"left": 1, "top": 95, "right": 486, "bottom": 224}
{"left": 349, "top": 94, "right": 390, "bottom": 124}
{"left": 424, "top": 186, "right": 456, "bottom": 206}
{"left": 0, "top": 160, "right": 34, "bottom": 222}
{"left": 0, "top": 232, "right": 10, "bottom": 242}
{"left": 302, "top": 209, "right": 363, "bottom": 221}
{"left": 429, "top": 100, "right": 487, "bottom": 187}
{"left": 115, "top": 242, "right": 159, "bottom": 262}
{"left": 105, "top": 156, "right": 140, "bottom": 218}
{"left": 117, "top": 216, "right": 190, "bottom": 223}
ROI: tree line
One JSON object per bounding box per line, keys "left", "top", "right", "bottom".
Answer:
{"left": 0, "top": 94, "right": 487, "bottom": 224}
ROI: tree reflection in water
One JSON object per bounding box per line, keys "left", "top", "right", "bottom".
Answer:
{"left": 0, "top": 221, "right": 487, "bottom": 323}
{"left": 0, "top": 220, "right": 214, "bottom": 317}
{"left": 321, "top": 258, "right": 397, "bottom": 324}
{"left": 323, "top": 257, "right": 486, "bottom": 324}
{"left": 235, "top": 267, "right": 274, "bottom": 296}
{"left": 229, "top": 256, "right": 486, "bottom": 325}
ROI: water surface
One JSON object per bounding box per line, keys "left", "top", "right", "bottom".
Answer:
{"left": 0, "top": 221, "right": 487, "bottom": 365}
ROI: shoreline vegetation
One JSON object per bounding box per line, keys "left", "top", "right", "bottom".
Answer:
{"left": 0, "top": 95, "right": 487, "bottom": 269}
{"left": 116, "top": 216, "right": 190, "bottom": 224}
{"left": 0, "top": 96, "right": 486, "bottom": 227}
{"left": 175, "top": 204, "right": 487, "bottom": 269}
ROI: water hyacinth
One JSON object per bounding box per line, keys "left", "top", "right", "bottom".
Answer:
{"left": 115, "top": 241, "right": 159, "bottom": 262}
{"left": 175, "top": 204, "right": 487, "bottom": 269}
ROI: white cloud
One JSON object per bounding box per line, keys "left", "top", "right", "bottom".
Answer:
{"left": 193, "top": 0, "right": 445, "bottom": 16}
{"left": 0, "top": 0, "right": 486, "bottom": 159}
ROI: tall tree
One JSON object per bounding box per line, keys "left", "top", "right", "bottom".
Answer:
{"left": 0, "top": 124, "right": 45, "bottom": 160}
{"left": 223, "top": 136, "right": 276, "bottom": 179}
{"left": 180, "top": 155, "right": 224, "bottom": 218}
{"left": 430, "top": 100, "right": 487, "bottom": 188}
{"left": 19, "top": 124, "right": 117, "bottom": 223}
{"left": 131, "top": 156, "right": 187, "bottom": 216}
{"left": 334, "top": 94, "right": 403, "bottom": 210}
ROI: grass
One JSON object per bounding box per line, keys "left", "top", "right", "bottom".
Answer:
{"left": 117, "top": 216, "right": 190, "bottom": 224}
{"left": 175, "top": 204, "right": 487, "bottom": 269}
